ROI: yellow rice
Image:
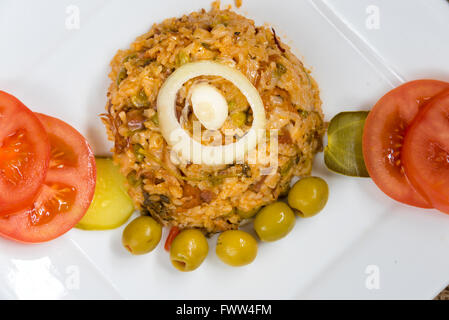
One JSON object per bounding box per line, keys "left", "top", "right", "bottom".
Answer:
{"left": 102, "top": 2, "right": 324, "bottom": 233}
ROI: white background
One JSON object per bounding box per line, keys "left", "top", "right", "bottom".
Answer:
{"left": 0, "top": 0, "right": 448, "bottom": 299}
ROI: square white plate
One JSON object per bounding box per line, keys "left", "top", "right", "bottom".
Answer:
{"left": 0, "top": 0, "right": 448, "bottom": 299}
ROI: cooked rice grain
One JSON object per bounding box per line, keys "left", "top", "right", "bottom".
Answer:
{"left": 103, "top": 3, "right": 324, "bottom": 233}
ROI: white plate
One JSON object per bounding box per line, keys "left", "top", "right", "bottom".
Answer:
{"left": 0, "top": 0, "right": 449, "bottom": 300}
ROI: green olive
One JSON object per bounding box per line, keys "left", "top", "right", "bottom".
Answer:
{"left": 122, "top": 216, "right": 162, "bottom": 255}
{"left": 288, "top": 177, "right": 329, "bottom": 218}
{"left": 236, "top": 207, "right": 260, "bottom": 219}
{"left": 216, "top": 230, "right": 258, "bottom": 267}
{"left": 254, "top": 202, "right": 296, "bottom": 242}
{"left": 170, "top": 229, "right": 209, "bottom": 272}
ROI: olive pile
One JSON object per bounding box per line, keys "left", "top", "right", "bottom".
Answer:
{"left": 122, "top": 176, "right": 329, "bottom": 271}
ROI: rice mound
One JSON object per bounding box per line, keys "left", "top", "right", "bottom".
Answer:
{"left": 103, "top": 2, "right": 325, "bottom": 233}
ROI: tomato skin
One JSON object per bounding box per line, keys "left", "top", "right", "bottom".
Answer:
{"left": 0, "top": 91, "right": 50, "bottom": 216}
{"left": 363, "top": 80, "right": 449, "bottom": 208}
{"left": 402, "top": 90, "right": 449, "bottom": 214}
{"left": 0, "top": 114, "right": 96, "bottom": 243}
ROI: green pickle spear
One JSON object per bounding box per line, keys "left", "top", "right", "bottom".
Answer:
{"left": 324, "top": 111, "right": 370, "bottom": 177}
{"left": 77, "top": 157, "right": 134, "bottom": 230}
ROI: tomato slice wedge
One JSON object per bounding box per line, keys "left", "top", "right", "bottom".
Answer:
{"left": 0, "top": 114, "right": 96, "bottom": 243}
{"left": 0, "top": 91, "right": 50, "bottom": 216}
{"left": 363, "top": 80, "right": 449, "bottom": 208}
{"left": 402, "top": 90, "right": 449, "bottom": 214}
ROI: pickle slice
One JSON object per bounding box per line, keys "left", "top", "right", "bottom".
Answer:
{"left": 324, "top": 111, "right": 370, "bottom": 177}
{"left": 77, "top": 158, "right": 134, "bottom": 230}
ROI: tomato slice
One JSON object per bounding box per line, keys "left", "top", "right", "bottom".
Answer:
{"left": 402, "top": 90, "right": 449, "bottom": 214}
{"left": 363, "top": 80, "right": 449, "bottom": 208}
{"left": 0, "top": 91, "right": 50, "bottom": 216}
{"left": 0, "top": 114, "right": 96, "bottom": 243}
